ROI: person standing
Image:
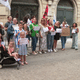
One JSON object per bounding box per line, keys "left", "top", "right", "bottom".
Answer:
{"left": 7, "top": 18, "right": 18, "bottom": 40}
{"left": 60, "top": 21, "right": 70, "bottom": 50}
{"left": 30, "top": 17, "right": 39, "bottom": 55}
{"left": 71, "top": 23, "right": 79, "bottom": 50}
{"left": 39, "top": 18, "right": 48, "bottom": 54}
{"left": 7, "top": 18, "right": 18, "bottom": 51}
{"left": 53, "top": 21, "right": 61, "bottom": 52}
{"left": 15, "top": 22, "right": 24, "bottom": 48}
{"left": 5, "top": 16, "right": 12, "bottom": 43}
{"left": 47, "top": 19, "right": 55, "bottom": 52}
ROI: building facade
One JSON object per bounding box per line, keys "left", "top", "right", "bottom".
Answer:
{"left": 0, "top": 0, "right": 80, "bottom": 39}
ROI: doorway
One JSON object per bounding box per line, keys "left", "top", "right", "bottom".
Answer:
{"left": 57, "top": 0, "right": 74, "bottom": 26}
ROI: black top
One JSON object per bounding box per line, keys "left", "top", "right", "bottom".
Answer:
{"left": 54, "top": 26, "right": 61, "bottom": 40}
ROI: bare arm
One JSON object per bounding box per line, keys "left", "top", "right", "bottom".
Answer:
{"left": 39, "top": 30, "right": 43, "bottom": 38}
{"left": 77, "top": 28, "right": 79, "bottom": 33}
{"left": 2, "top": 45, "right": 5, "bottom": 51}
{"left": 8, "top": 47, "right": 12, "bottom": 56}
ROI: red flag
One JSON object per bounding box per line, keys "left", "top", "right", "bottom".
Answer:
{"left": 43, "top": 4, "right": 48, "bottom": 18}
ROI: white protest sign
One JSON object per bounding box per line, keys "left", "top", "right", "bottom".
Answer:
{"left": 51, "top": 31, "right": 56, "bottom": 35}
{"left": 56, "top": 28, "right": 62, "bottom": 33}
{"left": 12, "top": 24, "right": 19, "bottom": 30}
{"left": 20, "top": 38, "right": 28, "bottom": 45}
{"left": 34, "top": 26, "right": 40, "bottom": 31}
{"left": 72, "top": 29, "right": 76, "bottom": 33}
{"left": 0, "top": 22, "right": 3, "bottom": 25}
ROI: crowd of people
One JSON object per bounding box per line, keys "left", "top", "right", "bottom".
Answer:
{"left": 0, "top": 15, "right": 79, "bottom": 66}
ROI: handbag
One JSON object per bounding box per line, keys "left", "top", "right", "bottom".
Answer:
{"left": 36, "top": 33, "right": 40, "bottom": 37}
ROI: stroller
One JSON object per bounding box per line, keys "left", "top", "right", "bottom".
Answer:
{"left": 0, "top": 48, "right": 20, "bottom": 70}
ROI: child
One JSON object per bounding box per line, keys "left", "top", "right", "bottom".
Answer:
{"left": 8, "top": 41, "right": 19, "bottom": 60}
{"left": 71, "top": 23, "right": 79, "bottom": 50}
{"left": 15, "top": 22, "right": 24, "bottom": 48}
{"left": 18, "top": 32, "right": 29, "bottom": 65}
{"left": 47, "top": 19, "right": 55, "bottom": 52}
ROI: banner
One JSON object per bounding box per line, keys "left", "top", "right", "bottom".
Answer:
{"left": 43, "top": 4, "right": 48, "bottom": 18}
{"left": 0, "top": 0, "right": 11, "bottom": 10}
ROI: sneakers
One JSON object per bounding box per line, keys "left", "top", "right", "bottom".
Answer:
{"left": 48, "top": 49, "right": 53, "bottom": 53}
{"left": 50, "top": 49, "right": 53, "bottom": 52}
{"left": 39, "top": 51, "right": 42, "bottom": 54}
{"left": 54, "top": 48, "right": 58, "bottom": 53}
{"left": 44, "top": 51, "right": 47, "bottom": 54}
{"left": 48, "top": 49, "right": 50, "bottom": 53}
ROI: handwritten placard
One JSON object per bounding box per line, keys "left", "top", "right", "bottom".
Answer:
{"left": 61, "top": 28, "right": 70, "bottom": 36}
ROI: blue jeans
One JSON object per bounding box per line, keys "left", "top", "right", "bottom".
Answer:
{"left": 32, "top": 36, "right": 38, "bottom": 51}
{"left": 47, "top": 33, "right": 54, "bottom": 49}
{"left": 61, "top": 36, "right": 67, "bottom": 49}
{"left": 26, "top": 35, "right": 30, "bottom": 41}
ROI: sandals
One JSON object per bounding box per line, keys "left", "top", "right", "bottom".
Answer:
{"left": 21, "top": 61, "right": 28, "bottom": 65}
{"left": 21, "top": 62, "right": 24, "bottom": 66}
{"left": 24, "top": 61, "right": 28, "bottom": 65}
{"left": 32, "top": 52, "right": 37, "bottom": 55}
{"left": 62, "top": 48, "right": 65, "bottom": 51}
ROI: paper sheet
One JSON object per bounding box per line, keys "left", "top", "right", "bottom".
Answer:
{"left": 0, "top": 22, "right": 3, "bottom": 25}
{"left": 51, "top": 31, "right": 56, "bottom": 35}
{"left": 72, "top": 29, "right": 76, "bottom": 33}
{"left": 20, "top": 38, "right": 28, "bottom": 45}
{"left": 12, "top": 24, "right": 19, "bottom": 30}
{"left": 56, "top": 28, "right": 62, "bottom": 33}
{"left": 34, "top": 26, "right": 40, "bottom": 31}
{"left": 43, "top": 27, "right": 48, "bottom": 32}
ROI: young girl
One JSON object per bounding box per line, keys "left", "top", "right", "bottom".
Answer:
{"left": 47, "top": 19, "right": 55, "bottom": 52}
{"left": 15, "top": 22, "right": 24, "bottom": 48}
{"left": 8, "top": 41, "right": 19, "bottom": 60}
{"left": 71, "top": 23, "right": 79, "bottom": 50}
{"left": 18, "top": 32, "right": 29, "bottom": 65}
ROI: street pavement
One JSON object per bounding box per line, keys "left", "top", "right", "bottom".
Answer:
{"left": 0, "top": 39, "right": 80, "bottom": 80}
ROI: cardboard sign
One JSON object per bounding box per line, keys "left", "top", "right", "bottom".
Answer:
{"left": 61, "top": 28, "right": 70, "bottom": 36}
